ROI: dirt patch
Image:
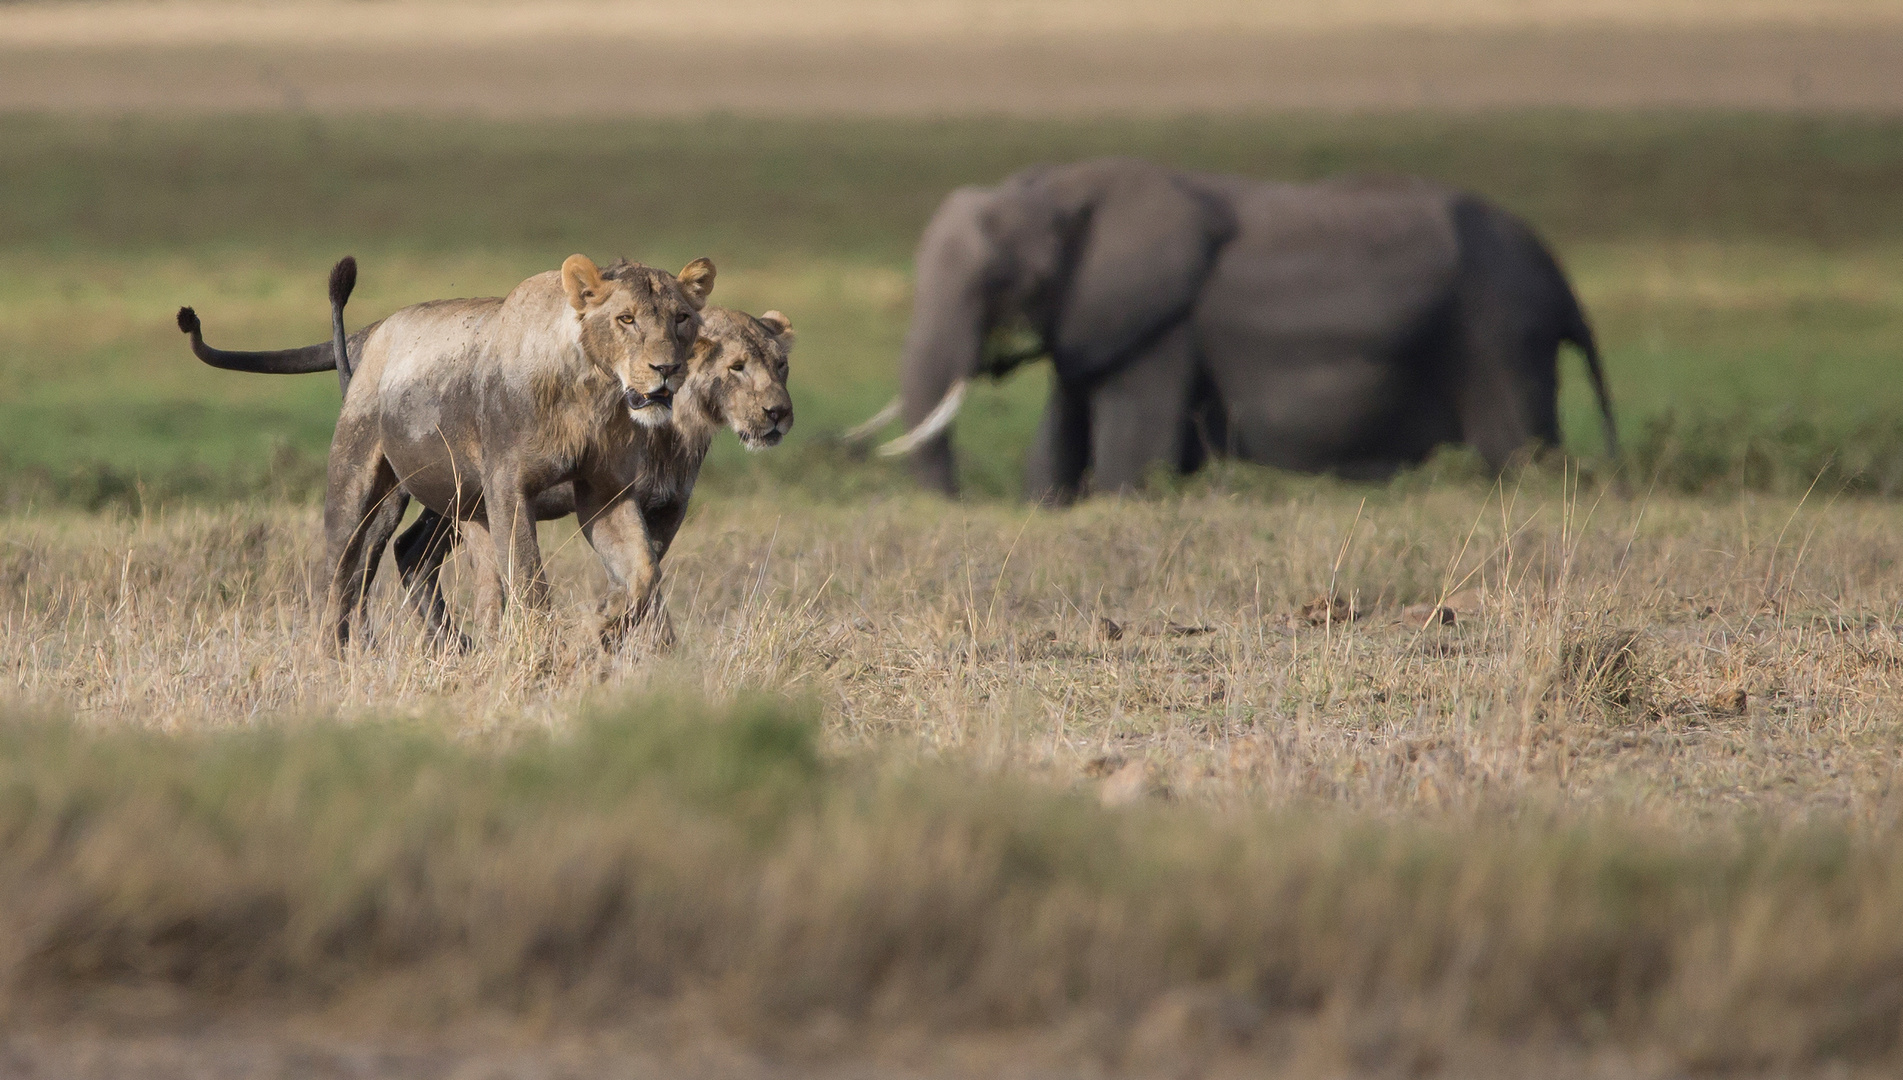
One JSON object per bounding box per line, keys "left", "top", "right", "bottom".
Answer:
{"left": 0, "top": 18, "right": 1899, "bottom": 114}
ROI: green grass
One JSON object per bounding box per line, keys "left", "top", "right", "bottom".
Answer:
{"left": 2, "top": 113, "right": 1902, "bottom": 504}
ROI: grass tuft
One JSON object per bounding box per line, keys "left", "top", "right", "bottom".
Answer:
{"left": 1, "top": 703, "right": 1903, "bottom": 1071}
{"left": 1559, "top": 628, "right": 1652, "bottom": 714}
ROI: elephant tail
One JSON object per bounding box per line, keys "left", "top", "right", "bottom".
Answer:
{"left": 1563, "top": 302, "right": 1618, "bottom": 461}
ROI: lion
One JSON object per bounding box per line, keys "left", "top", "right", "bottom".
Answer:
{"left": 180, "top": 253, "right": 720, "bottom": 652}
{"left": 390, "top": 299, "right": 796, "bottom": 646}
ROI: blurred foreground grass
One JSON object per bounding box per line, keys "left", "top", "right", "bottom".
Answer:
{"left": 5, "top": 697, "right": 1903, "bottom": 1074}
{"left": 2, "top": 113, "right": 1902, "bottom": 506}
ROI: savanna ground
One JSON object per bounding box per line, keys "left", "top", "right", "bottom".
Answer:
{"left": 7, "top": 3, "right": 1903, "bottom": 1073}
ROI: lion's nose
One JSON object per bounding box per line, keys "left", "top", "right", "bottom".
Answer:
{"left": 765, "top": 404, "right": 791, "bottom": 425}
{"left": 651, "top": 361, "right": 683, "bottom": 380}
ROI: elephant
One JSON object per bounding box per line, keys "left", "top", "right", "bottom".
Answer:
{"left": 847, "top": 157, "right": 1616, "bottom": 502}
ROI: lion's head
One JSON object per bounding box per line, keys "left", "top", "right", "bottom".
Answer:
{"left": 563, "top": 254, "right": 716, "bottom": 429}
{"left": 686, "top": 307, "right": 795, "bottom": 449}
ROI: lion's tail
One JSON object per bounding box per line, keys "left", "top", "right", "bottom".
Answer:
{"left": 176, "top": 256, "right": 359, "bottom": 390}
{"left": 329, "top": 256, "right": 357, "bottom": 396}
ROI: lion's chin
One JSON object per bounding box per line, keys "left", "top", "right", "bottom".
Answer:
{"left": 628, "top": 404, "right": 673, "bottom": 428}
{"left": 738, "top": 430, "right": 783, "bottom": 451}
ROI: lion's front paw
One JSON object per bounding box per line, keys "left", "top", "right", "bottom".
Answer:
{"left": 598, "top": 594, "right": 675, "bottom": 655}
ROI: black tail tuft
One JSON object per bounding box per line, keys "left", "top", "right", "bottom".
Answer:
{"left": 329, "top": 256, "right": 358, "bottom": 309}
{"left": 176, "top": 306, "right": 200, "bottom": 335}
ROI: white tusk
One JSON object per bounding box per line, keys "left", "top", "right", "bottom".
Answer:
{"left": 878, "top": 379, "right": 967, "bottom": 458}
{"left": 840, "top": 396, "right": 903, "bottom": 443}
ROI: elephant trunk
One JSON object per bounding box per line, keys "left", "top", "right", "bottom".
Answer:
{"left": 890, "top": 194, "right": 993, "bottom": 495}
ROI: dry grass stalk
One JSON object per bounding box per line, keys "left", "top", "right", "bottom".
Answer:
{"left": 5, "top": 486, "right": 1902, "bottom": 821}
{"left": 5, "top": 485, "right": 1903, "bottom": 1071}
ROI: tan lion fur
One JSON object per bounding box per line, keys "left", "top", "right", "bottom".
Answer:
{"left": 320, "top": 254, "right": 715, "bottom": 653}
{"left": 394, "top": 298, "right": 796, "bottom": 647}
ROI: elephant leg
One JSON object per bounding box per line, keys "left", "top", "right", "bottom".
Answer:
{"left": 1449, "top": 199, "right": 1573, "bottom": 470}
{"left": 1085, "top": 323, "right": 1198, "bottom": 496}
{"left": 909, "top": 434, "right": 958, "bottom": 498}
{"left": 1176, "top": 365, "right": 1226, "bottom": 475}
{"left": 1454, "top": 329, "right": 1559, "bottom": 472}
{"left": 1024, "top": 373, "right": 1090, "bottom": 506}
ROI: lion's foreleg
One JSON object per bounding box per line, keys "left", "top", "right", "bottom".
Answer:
{"left": 459, "top": 519, "right": 504, "bottom": 631}
{"left": 642, "top": 499, "right": 689, "bottom": 565}
{"left": 486, "top": 483, "right": 551, "bottom": 618}
{"left": 574, "top": 481, "right": 664, "bottom": 652}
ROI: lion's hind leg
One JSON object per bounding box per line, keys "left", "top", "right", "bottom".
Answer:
{"left": 392, "top": 506, "right": 470, "bottom": 650}
{"left": 322, "top": 445, "right": 407, "bottom": 655}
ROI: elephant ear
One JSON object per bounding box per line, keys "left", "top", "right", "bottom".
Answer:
{"left": 1045, "top": 162, "right": 1235, "bottom": 384}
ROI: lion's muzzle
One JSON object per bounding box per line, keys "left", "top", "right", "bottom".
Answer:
{"left": 741, "top": 404, "right": 793, "bottom": 449}
{"left": 625, "top": 386, "right": 673, "bottom": 414}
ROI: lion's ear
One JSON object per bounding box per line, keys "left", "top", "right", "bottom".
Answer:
{"left": 562, "top": 254, "right": 607, "bottom": 312}
{"left": 677, "top": 257, "right": 716, "bottom": 311}
{"left": 758, "top": 310, "right": 795, "bottom": 344}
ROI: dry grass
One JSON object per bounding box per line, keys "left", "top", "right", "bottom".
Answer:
{"left": 3, "top": 473, "right": 1903, "bottom": 1080}
{"left": 6, "top": 483, "right": 1903, "bottom": 1074}
{"left": 12, "top": 698, "right": 1903, "bottom": 1079}
{"left": 7, "top": 480, "right": 1902, "bottom": 821}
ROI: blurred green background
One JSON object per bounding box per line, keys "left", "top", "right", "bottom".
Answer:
{"left": 3, "top": 112, "right": 1900, "bottom": 504}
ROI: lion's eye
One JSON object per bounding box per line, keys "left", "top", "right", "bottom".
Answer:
{"left": 729, "top": 359, "right": 747, "bottom": 373}
{"left": 616, "top": 313, "right": 636, "bottom": 326}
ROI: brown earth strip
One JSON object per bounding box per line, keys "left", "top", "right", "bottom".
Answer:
{"left": 1, "top": 25, "right": 1899, "bottom": 115}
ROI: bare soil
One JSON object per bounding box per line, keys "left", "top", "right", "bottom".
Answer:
{"left": 0, "top": 1025, "right": 1731, "bottom": 1080}
{"left": 0, "top": 0, "right": 1899, "bottom": 114}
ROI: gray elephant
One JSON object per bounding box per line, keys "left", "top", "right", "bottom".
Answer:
{"left": 848, "top": 157, "right": 1616, "bottom": 502}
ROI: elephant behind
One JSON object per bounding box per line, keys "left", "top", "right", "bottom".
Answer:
{"left": 852, "top": 158, "right": 1615, "bottom": 502}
